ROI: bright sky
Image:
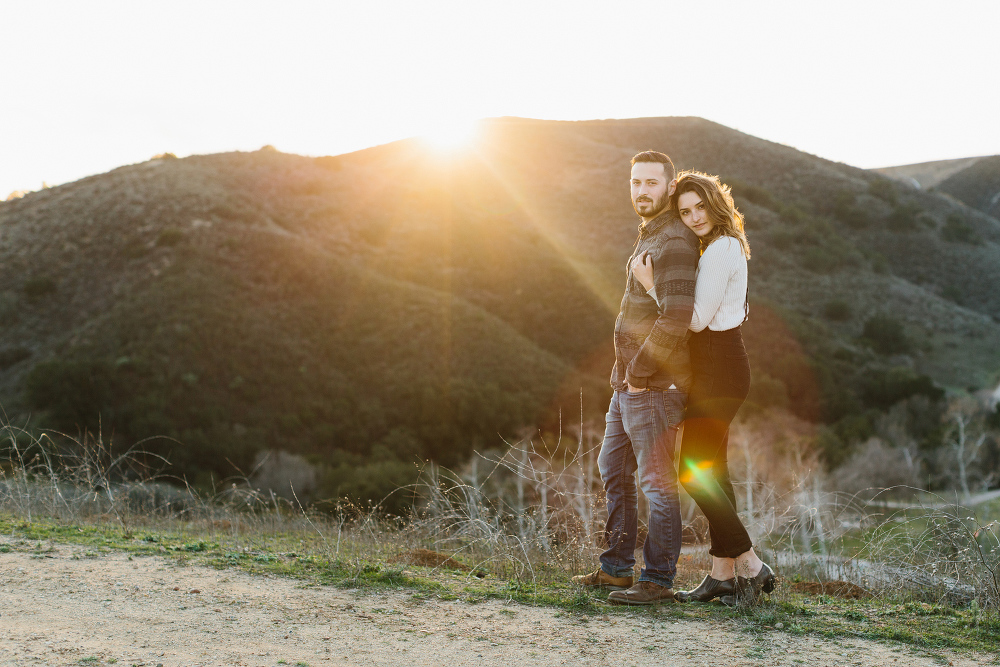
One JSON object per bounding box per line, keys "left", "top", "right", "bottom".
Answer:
{"left": 2, "top": 0, "right": 999, "bottom": 197}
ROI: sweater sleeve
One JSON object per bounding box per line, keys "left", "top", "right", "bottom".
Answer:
{"left": 625, "top": 235, "right": 699, "bottom": 388}
{"left": 689, "top": 237, "right": 740, "bottom": 332}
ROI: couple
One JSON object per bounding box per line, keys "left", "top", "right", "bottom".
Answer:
{"left": 571, "top": 151, "right": 775, "bottom": 606}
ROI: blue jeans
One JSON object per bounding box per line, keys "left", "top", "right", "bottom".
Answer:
{"left": 598, "top": 388, "right": 685, "bottom": 588}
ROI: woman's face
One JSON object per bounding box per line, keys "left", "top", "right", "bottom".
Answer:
{"left": 677, "top": 190, "right": 714, "bottom": 237}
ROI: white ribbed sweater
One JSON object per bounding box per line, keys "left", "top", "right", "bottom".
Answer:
{"left": 690, "top": 236, "right": 747, "bottom": 331}
{"left": 648, "top": 235, "right": 747, "bottom": 332}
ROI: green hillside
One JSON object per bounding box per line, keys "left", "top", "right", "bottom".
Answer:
{"left": 1, "top": 117, "right": 998, "bottom": 500}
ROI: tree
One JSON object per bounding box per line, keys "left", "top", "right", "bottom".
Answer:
{"left": 946, "top": 404, "right": 987, "bottom": 503}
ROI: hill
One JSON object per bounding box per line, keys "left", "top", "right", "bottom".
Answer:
{"left": 879, "top": 154, "right": 1000, "bottom": 219}
{"left": 875, "top": 156, "right": 986, "bottom": 190}
{"left": 1, "top": 117, "right": 999, "bottom": 499}
{"left": 936, "top": 155, "right": 1000, "bottom": 219}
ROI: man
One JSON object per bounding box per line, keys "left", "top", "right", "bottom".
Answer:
{"left": 572, "top": 151, "right": 699, "bottom": 605}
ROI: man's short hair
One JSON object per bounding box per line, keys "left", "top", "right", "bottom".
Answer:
{"left": 630, "top": 151, "right": 676, "bottom": 182}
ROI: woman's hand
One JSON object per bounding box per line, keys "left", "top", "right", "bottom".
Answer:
{"left": 630, "top": 252, "right": 654, "bottom": 292}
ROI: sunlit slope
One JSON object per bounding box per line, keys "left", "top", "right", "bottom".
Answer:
{"left": 0, "top": 117, "right": 998, "bottom": 483}
{"left": 0, "top": 155, "right": 596, "bottom": 479}
{"left": 309, "top": 117, "right": 1000, "bottom": 396}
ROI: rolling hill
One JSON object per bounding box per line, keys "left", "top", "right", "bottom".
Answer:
{"left": 935, "top": 156, "right": 1000, "bottom": 219}
{"left": 1, "top": 117, "right": 998, "bottom": 500}
{"left": 875, "top": 156, "right": 986, "bottom": 190}
{"left": 879, "top": 154, "right": 1000, "bottom": 219}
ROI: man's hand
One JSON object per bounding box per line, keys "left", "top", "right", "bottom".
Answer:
{"left": 627, "top": 383, "right": 648, "bottom": 393}
{"left": 630, "top": 252, "right": 654, "bottom": 292}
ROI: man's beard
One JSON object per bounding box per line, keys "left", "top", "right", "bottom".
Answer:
{"left": 632, "top": 191, "right": 669, "bottom": 218}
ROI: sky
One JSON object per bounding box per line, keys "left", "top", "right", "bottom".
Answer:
{"left": 2, "top": 0, "right": 999, "bottom": 197}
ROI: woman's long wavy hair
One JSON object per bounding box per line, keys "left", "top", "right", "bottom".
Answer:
{"left": 671, "top": 171, "right": 751, "bottom": 259}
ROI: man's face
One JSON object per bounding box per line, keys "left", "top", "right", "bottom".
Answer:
{"left": 630, "top": 162, "right": 674, "bottom": 219}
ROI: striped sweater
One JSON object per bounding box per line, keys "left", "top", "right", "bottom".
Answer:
{"left": 611, "top": 210, "right": 700, "bottom": 392}
{"left": 647, "top": 236, "right": 749, "bottom": 331}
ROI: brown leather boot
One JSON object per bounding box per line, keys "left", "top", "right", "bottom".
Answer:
{"left": 571, "top": 568, "right": 633, "bottom": 590}
{"left": 608, "top": 580, "right": 675, "bottom": 605}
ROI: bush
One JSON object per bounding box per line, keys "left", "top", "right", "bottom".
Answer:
{"left": 318, "top": 458, "right": 421, "bottom": 516}
{"left": 801, "top": 245, "right": 858, "bottom": 274}
{"left": 833, "top": 190, "right": 871, "bottom": 229}
{"left": 868, "top": 178, "right": 899, "bottom": 204}
{"left": 941, "top": 214, "right": 981, "bottom": 245}
{"left": 887, "top": 202, "right": 923, "bottom": 232}
{"left": 160, "top": 227, "right": 187, "bottom": 246}
{"left": 815, "top": 426, "right": 852, "bottom": 468}
{"left": 832, "top": 411, "right": 875, "bottom": 445}
{"left": 941, "top": 285, "right": 963, "bottom": 304}
{"left": 25, "top": 359, "right": 120, "bottom": 431}
{"left": 830, "top": 437, "right": 922, "bottom": 492}
{"left": 779, "top": 204, "right": 809, "bottom": 224}
{"left": 767, "top": 229, "right": 795, "bottom": 250}
{"left": 861, "top": 314, "right": 910, "bottom": 355}
{"left": 23, "top": 276, "right": 56, "bottom": 300}
{"left": 861, "top": 367, "right": 943, "bottom": 409}
{"left": 744, "top": 371, "right": 790, "bottom": 411}
{"left": 122, "top": 239, "right": 150, "bottom": 259}
{"left": 989, "top": 407, "right": 1000, "bottom": 431}
{"left": 728, "top": 179, "right": 777, "bottom": 210}
{"left": 0, "top": 346, "right": 31, "bottom": 369}
{"left": 823, "top": 300, "right": 852, "bottom": 321}
{"left": 870, "top": 253, "right": 889, "bottom": 274}
{"left": 157, "top": 228, "right": 184, "bottom": 246}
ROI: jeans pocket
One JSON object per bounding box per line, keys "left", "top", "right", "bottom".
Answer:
{"left": 620, "top": 390, "right": 655, "bottom": 432}
{"left": 622, "top": 389, "right": 650, "bottom": 399}
{"left": 661, "top": 390, "right": 686, "bottom": 429}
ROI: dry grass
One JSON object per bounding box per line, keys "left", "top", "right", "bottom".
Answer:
{"left": 1, "top": 412, "right": 998, "bottom": 617}
{"left": 790, "top": 580, "right": 872, "bottom": 599}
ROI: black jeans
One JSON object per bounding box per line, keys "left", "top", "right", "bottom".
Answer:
{"left": 678, "top": 326, "right": 753, "bottom": 559}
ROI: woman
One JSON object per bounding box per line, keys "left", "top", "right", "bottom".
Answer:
{"left": 631, "top": 170, "right": 774, "bottom": 605}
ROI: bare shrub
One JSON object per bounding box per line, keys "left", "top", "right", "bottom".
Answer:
{"left": 1, "top": 402, "right": 998, "bottom": 614}
{"left": 249, "top": 449, "right": 318, "bottom": 501}
{"left": 0, "top": 424, "right": 172, "bottom": 534}
{"left": 393, "top": 421, "right": 606, "bottom": 584}
{"left": 858, "top": 500, "right": 999, "bottom": 609}
{"left": 830, "top": 437, "right": 922, "bottom": 496}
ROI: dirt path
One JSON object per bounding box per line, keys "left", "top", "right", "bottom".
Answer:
{"left": 0, "top": 540, "right": 991, "bottom": 667}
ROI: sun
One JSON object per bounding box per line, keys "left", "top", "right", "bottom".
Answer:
{"left": 422, "top": 118, "right": 480, "bottom": 151}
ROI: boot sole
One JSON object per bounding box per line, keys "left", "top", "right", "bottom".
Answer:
{"left": 675, "top": 593, "right": 722, "bottom": 603}
{"left": 572, "top": 582, "right": 632, "bottom": 591}
{"left": 608, "top": 596, "right": 673, "bottom": 606}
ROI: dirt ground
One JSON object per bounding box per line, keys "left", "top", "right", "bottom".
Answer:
{"left": 0, "top": 540, "right": 993, "bottom": 667}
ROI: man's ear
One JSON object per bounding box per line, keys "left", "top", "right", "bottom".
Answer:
{"left": 667, "top": 179, "right": 678, "bottom": 196}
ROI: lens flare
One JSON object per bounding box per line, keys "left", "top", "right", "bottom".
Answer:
{"left": 680, "top": 458, "right": 715, "bottom": 486}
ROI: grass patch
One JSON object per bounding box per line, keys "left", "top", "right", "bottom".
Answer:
{"left": 1, "top": 515, "right": 998, "bottom": 654}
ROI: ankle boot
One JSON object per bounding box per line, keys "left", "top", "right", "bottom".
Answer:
{"left": 720, "top": 562, "right": 776, "bottom": 607}
{"left": 674, "top": 575, "right": 735, "bottom": 603}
